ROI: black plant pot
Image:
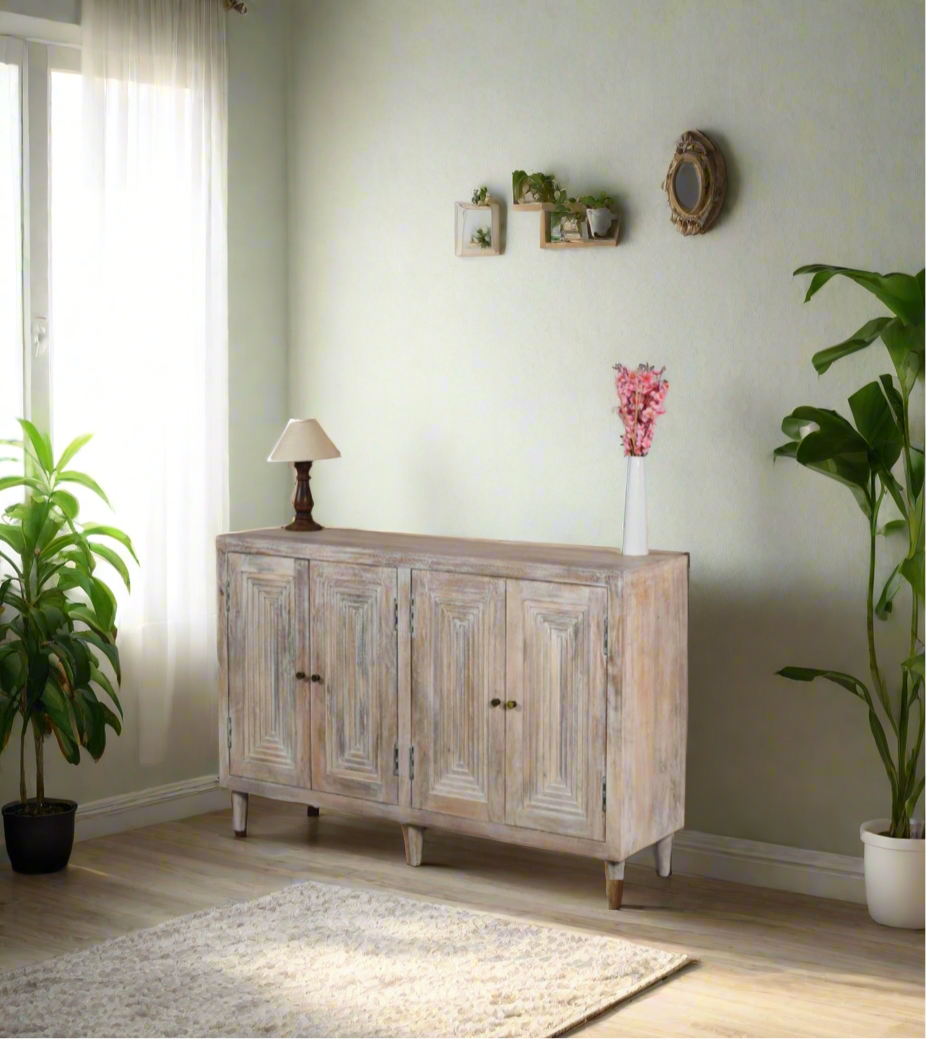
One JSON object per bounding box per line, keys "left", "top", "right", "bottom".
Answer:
{"left": 2, "top": 799, "right": 77, "bottom": 874}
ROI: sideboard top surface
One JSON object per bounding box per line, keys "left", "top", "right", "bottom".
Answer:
{"left": 217, "top": 527, "right": 686, "bottom": 581}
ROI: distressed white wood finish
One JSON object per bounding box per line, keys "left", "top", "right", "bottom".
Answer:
{"left": 655, "top": 835, "right": 673, "bottom": 877}
{"left": 231, "top": 791, "right": 248, "bottom": 837}
{"left": 610, "top": 557, "right": 688, "bottom": 862}
{"left": 216, "top": 529, "right": 688, "bottom": 908}
{"left": 226, "top": 553, "right": 310, "bottom": 788}
{"left": 310, "top": 560, "right": 399, "bottom": 804}
{"left": 505, "top": 579, "right": 608, "bottom": 841}
{"left": 411, "top": 571, "right": 506, "bottom": 822}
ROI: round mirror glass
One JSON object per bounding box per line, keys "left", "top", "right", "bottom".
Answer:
{"left": 674, "top": 161, "right": 701, "bottom": 212}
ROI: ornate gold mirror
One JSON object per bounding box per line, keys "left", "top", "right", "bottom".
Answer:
{"left": 664, "top": 130, "right": 726, "bottom": 235}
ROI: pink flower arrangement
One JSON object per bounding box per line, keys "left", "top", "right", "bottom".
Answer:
{"left": 613, "top": 363, "right": 669, "bottom": 456}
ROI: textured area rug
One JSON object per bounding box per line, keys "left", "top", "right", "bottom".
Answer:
{"left": 0, "top": 881, "right": 688, "bottom": 1038}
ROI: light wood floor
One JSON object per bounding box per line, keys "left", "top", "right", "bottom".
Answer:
{"left": 1, "top": 797, "right": 923, "bottom": 1038}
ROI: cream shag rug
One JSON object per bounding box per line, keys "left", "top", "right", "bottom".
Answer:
{"left": 0, "top": 881, "right": 688, "bottom": 1038}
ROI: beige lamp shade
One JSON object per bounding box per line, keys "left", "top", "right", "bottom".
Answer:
{"left": 268, "top": 419, "right": 341, "bottom": 463}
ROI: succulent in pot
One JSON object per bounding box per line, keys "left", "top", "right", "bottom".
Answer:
{"left": 578, "top": 193, "right": 614, "bottom": 237}
{"left": 0, "top": 420, "right": 136, "bottom": 874}
{"left": 774, "top": 264, "right": 924, "bottom": 928}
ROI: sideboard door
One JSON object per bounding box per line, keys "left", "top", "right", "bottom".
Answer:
{"left": 505, "top": 579, "right": 607, "bottom": 841}
{"left": 227, "top": 553, "right": 310, "bottom": 787}
{"left": 411, "top": 570, "right": 506, "bottom": 822}
{"left": 310, "top": 560, "right": 398, "bottom": 804}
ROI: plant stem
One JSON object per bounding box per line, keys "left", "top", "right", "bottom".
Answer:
{"left": 33, "top": 721, "right": 44, "bottom": 807}
{"left": 867, "top": 481, "right": 895, "bottom": 733}
{"left": 18, "top": 716, "right": 26, "bottom": 804}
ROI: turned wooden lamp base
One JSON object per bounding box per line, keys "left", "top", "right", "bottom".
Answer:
{"left": 284, "top": 460, "right": 323, "bottom": 532}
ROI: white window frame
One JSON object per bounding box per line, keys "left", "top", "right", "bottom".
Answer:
{"left": 0, "top": 23, "right": 80, "bottom": 438}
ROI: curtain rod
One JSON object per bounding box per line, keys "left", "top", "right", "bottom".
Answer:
{"left": 224, "top": 1, "right": 248, "bottom": 13}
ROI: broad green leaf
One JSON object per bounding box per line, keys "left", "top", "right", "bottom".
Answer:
{"left": 911, "top": 447, "right": 924, "bottom": 501}
{"left": 900, "top": 550, "right": 924, "bottom": 605}
{"left": 773, "top": 441, "right": 798, "bottom": 459}
{"left": 22, "top": 499, "right": 50, "bottom": 559}
{"left": 17, "top": 418, "right": 53, "bottom": 475}
{"left": 879, "top": 374, "right": 905, "bottom": 427}
{"left": 0, "top": 475, "right": 44, "bottom": 494}
{"left": 908, "top": 775, "right": 925, "bottom": 815}
{"left": 66, "top": 603, "right": 110, "bottom": 637}
{"left": 49, "top": 489, "right": 79, "bottom": 521}
{"left": 878, "top": 519, "right": 908, "bottom": 537}
{"left": 39, "top": 680, "right": 80, "bottom": 764}
{"left": 811, "top": 317, "right": 892, "bottom": 374}
{"left": 82, "top": 523, "right": 139, "bottom": 564}
{"left": 54, "top": 433, "right": 93, "bottom": 473}
{"left": 794, "top": 265, "right": 925, "bottom": 325}
{"left": 88, "top": 542, "right": 130, "bottom": 590}
{"left": 776, "top": 666, "right": 870, "bottom": 702}
{"left": 0, "top": 694, "right": 18, "bottom": 752}
{"left": 903, "top": 651, "right": 925, "bottom": 680}
{"left": 880, "top": 318, "right": 924, "bottom": 396}
{"left": 0, "top": 523, "right": 24, "bottom": 555}
{"left": 90, "top": 664, "right": 122, "bottom": 718}
{"left": 848, "top": 382, "right": 903, "bottom": 469}
{"left": 875, "top": 563, "right": 903, "bottom": 619}
{"left": 57, "top": 470, "right": 111, "bottom": 508}
{"left": 75, "top": 630, "right": 121, "bottom": 683}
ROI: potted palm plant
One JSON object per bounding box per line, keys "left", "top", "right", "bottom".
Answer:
{"left": 774, "top": 265, "right": 924, "bottom": 928}
{"left": 0, "top": 421, "right": 135, "bottom": 873}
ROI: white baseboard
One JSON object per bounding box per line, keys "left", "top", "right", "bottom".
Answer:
{"left": 630, "top": 828, "right": 865, "bottom": 904}
{"left": 2, "top": 776, "right": 865, "bottom": 904}
{"left": 0, "top": 775, "right": 228, "bottom": 864}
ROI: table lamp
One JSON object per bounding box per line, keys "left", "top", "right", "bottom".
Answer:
{"left": 268, "top": 419, "right": 341, "bottom": 532}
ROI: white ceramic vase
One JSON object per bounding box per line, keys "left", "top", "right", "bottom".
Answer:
{"left": 860, "top": 819, "right": 924, "bottom": 929}
{"left": 622, "top": 456, "right": 648, "bottom": 556}
{"left": 587, "top": 207, "right": 612, "bottom": 237}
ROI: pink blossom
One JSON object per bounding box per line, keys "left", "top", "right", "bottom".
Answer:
{"left": 613, "top": 363, "right": 669, "bottom": 456}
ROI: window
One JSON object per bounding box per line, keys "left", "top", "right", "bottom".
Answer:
{"left": 0, "top": 39, "right": 23, "bottom": 443}
{"left": 1, "top": 30, "right": 228, "bottom": 765}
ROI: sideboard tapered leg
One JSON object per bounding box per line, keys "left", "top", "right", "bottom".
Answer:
{"left": 604, "top": 860, "right": 625, "bottom": 909}
{"left": 306, "top": 805, "right": 320, "bottom": 817}
{"left": 401, "top": 824, "right": 425, "bottom": 866}
{"left": 654, "top": 835, "right": 673, "bottom": 878}
{"left": 232, "top": 791, "right": 249, "bottom": 838}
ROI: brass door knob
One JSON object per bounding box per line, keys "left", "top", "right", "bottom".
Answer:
{"left": 490, "top": 698, "right": 501, "bottom": 707}
{"left": 296, "top": 671, "right": 306, "bottom": 680}
{"left": 311, "top": 674, "right": 322, "bottom": 683}
{"left": 505, "top": 700, "right": 518, "bottom": 710}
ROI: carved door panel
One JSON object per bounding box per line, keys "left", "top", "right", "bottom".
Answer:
{"left": 227, "top": 553, "right": 310, "bottom": 787}
{"left": 411, "top": 571, "right": 506, "bottom": 822}
{"left": 505, "top": 579, "right": 607, "bottom": 840}
{"left": 310, "top": 560, "right": 398, "bottom": 804}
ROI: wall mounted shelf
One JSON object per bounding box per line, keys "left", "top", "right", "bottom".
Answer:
{"left": 539, "top": 204, "right": 620, "bottom": 249}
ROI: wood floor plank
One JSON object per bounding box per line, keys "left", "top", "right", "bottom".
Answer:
{"left": 0, "top": 797, "right": 922, "bottom": 1038}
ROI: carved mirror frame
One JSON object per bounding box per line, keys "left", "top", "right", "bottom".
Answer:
{"left": 663, "top": 130, "right": 727, "bottom": 235}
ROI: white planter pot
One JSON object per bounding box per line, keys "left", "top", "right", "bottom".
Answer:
{"left": 587, "top": 207, "right": 612, "bottom": 237}
{"left": 622, "top": 456, "right": 648, "bottom": 556}
{"left": 860, "top": 819, "right": 924, "bottom": 929}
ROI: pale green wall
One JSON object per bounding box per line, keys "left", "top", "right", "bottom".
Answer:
{"left": 287, "top": 0, "right": 925, "bottom": 856}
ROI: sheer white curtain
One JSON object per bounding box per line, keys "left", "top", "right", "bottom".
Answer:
{"left": 52, "top": 0, "right": 228, "bottom": 761}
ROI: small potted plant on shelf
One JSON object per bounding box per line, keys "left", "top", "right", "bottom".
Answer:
{"left": 0, "top": 421, "right": 136, "bottom": 874}
{"left": 511, "top": 169, "right": 559, "bottom": 205}
{"left": 578, "top": 192, "right": 614, "bottom": 237}
{"left": 550, "top": 187, "right": 584, "bottom": 242}
{"left": 774, "top": 264, "right": 924, "bottom": 929}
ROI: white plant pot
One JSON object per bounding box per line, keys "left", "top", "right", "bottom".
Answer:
{"left": 622, "top": 456, "right": 648, "bottom": 556}
{"left": 587, "top": 207, "right": 612, "bottom": 237}
{"left": 860, "top": 819, "right": 924, "bottom": 929}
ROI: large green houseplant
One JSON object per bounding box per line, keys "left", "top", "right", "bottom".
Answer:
{"left": 774, "top": 264, "right": 924, "bottom": 927}
{"left": 0, "top": 421, "right": 136, "bottom": 873}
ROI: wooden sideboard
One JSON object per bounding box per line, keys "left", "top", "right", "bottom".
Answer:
{"left": 216, "top": 528, "right": 688, "bottom": 909}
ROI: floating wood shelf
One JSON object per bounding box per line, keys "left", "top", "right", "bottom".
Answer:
{"left": 540, "top": 204, "right": 620, "bottom": 249}
{"left": 512, "top": 201, "right": 546, "bottom": 211}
